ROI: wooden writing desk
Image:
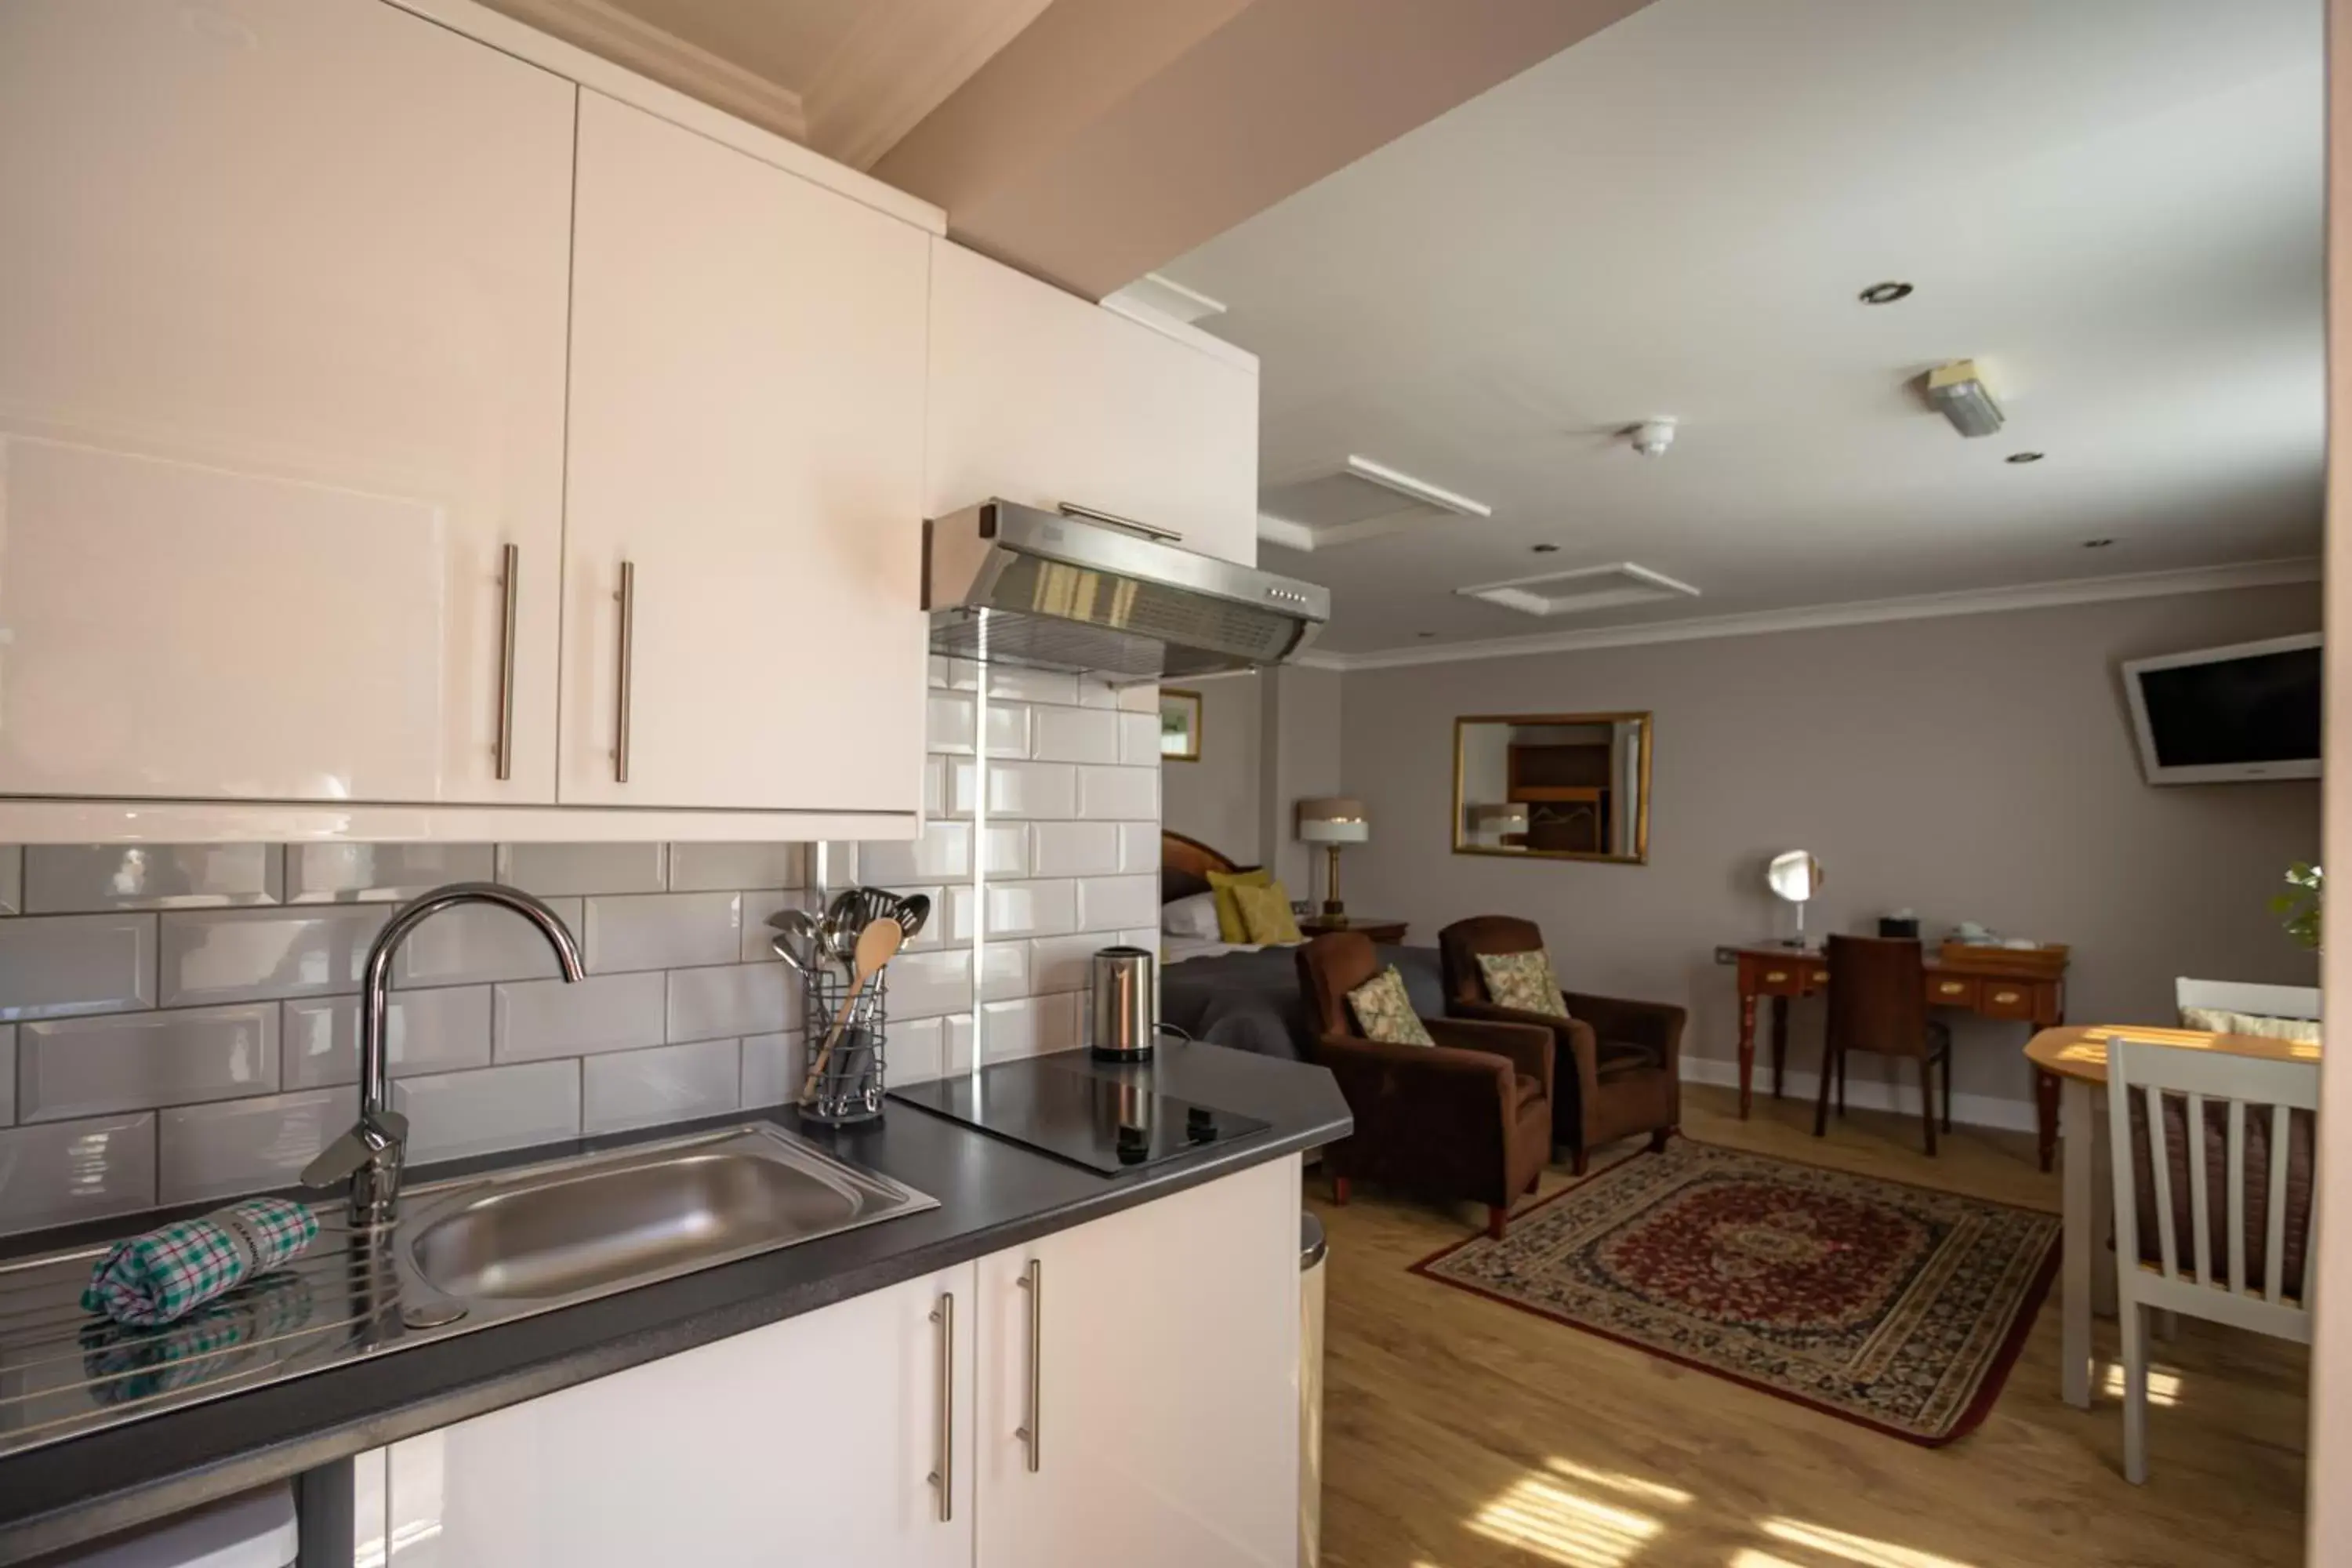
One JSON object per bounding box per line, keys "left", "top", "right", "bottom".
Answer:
{"left": 1726, "top": 942, "right": 2069, "bottom": 1168}
{"left": 2025, "top": 1024, "right": 2318, "bottom": 1411}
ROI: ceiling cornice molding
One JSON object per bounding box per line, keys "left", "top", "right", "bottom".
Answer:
{"left": 803, "top": 0, "right": 1054, "bottom": 172}
{"left": 474, "top": 0, "right": 807, "bottom": 142}
{"left": 1308, "top": 558, "right": 2323, "bottom": 673}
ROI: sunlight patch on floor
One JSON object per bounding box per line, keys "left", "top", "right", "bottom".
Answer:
{"left": 1544, "top": 1456, "right": 1696, "bottom": 1507}
{"left": 1758, "top": 1517, "right": 1979, "bottom": 1568}
{"left": 2101, "top": 1361, "right": 2184, "bottom": 1407}
{"left": 1469, "top": 1472, "right": 1664, "bottom": 1567}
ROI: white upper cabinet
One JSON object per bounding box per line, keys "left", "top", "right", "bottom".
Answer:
{"left": 927, "top": 242, "right": 1261, "bottom": 568}
{"left": 0, "top": 0, "right": 574, "bottom": 804}
{"left": 560, "top": 93, "right": 930, "bottom": 813}
{"left": 975, "top": 1155, "right": 1301, "bottom": 1568}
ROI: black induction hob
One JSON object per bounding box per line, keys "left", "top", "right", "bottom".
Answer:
{"left": 887, "top": 1057, "right": 1272, "bottom": 1174}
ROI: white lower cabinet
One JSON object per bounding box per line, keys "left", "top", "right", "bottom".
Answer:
{"left": 377, "top": 1158, "right": 1301, "bottom": 1568}
{"left": 383, "top": 1261, "right": 975, "bottom": 1567}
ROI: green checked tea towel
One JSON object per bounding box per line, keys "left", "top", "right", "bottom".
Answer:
{"left": 81, "top": 1198, "right": 318, "bottom": 1328}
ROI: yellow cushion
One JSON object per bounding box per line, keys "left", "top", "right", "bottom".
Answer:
{"left": 1476, "top": 949, "right": 1571, "bottom": 1018}
{"left": 1346, "top": 965, "right": 1434, "bottom": 1047}
{"left": 1205, "top": 866, "right": 1273, "bottom": 943}
{"left": 1233, "top": 880, "right": 1302, "bottom": 945}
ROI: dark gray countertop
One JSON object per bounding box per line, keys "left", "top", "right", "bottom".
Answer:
{"left": 0, "top": 1043, "right": 1348, "bottom": 1565}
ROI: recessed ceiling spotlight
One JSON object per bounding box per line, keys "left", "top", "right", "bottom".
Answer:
{"left": 2082, "top": 539, "right": 2114, "bottom": 549}
{"left": 1531, "top": 543, "right": 1560, "bottom": 554}
{"left": 2006, "top": 451, "right": 2045, "bottom": 465}
{"left": 1859, "top": 281, "right": 1914, "bottom": 306}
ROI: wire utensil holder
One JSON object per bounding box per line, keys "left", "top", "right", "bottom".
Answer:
{"left": 800, "top": 964, "right": 888, "bottom": 1125}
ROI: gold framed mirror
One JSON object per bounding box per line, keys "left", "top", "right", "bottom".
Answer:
{"left": 1452, "top": 712, "right": 1652, "bottom": 864}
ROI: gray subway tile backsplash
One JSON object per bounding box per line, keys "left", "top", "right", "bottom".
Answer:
{"left": 0, "top": 662, "right": 1159, "bottom": 1236}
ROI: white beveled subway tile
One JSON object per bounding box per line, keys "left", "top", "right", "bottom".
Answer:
{"left": 1116, "top": 822, "right": 1160, "bottom": 873}
{"left": 891, "top": 1014, "right": 946, "bottom": 1086}
{"left": 668, "top": 842, "right": 806, "bottom": 893}
{"left": 495, "top": 971, "right": 666, "bottom": 1063}
{"left": 27, "top": 844, "right": 281, "bottom": 913}
{"left": 740, "top": 1030, "right": 804, "bottom": 1108}
{"left": 162, "top": 906, "right": 387, "bottom": 1007}
{"left": 160, "top": 1090, "right": 343, "bottom": 1206}
{"left": 949, "top": 760, "right": 1077, "bottom": 820}
{"left": 285, "top": 844, "right": 492, "bottom": 904}
{"left": 981, "top": 993, "right": 1080, "bottom": 1062}
{"left": 0, "top": 1112, "right": 155, "bottom": 1234}
{"left": 1075, "top": 765, "right": 1158, "bottom": 822}
{"left": 283, "top": 986, "right": 492, "bottom": 1090}
{"left": 581, "top": 892, "right": 739, "bottom": 975}
{"left": 1116, "top": 710, "right": 1162, "bottom": 765}
{"left": 982, "top": 825, "right": 1028, "bottom": 879}
{"left": 985, "top": 701, "right": 1032, "bottom": 759}
{"left": 1030, "top": 932, "right": 1115, "bottom": 996}
{"left": 922, "top": 757, "right": 947, "bottom": 818}
{"left": 985, "top": 880, "right": 1077, "bottom": 940}
{"left": 1076, "top": 874, "right": 1160, "bottom": 934}
{"left": 390, "top": 898, "right": 584, "bottom": 989}
{"left": 809, "top": 843, "right": 858, "bottom": 891}
{"left": 0, "top": 848, "right": 20, "bottom": 915}
{"left": 0, "top": 914, "right": 156, "bottom": 1021}
{"left": 1029, "top": 822, "right": 1118, "bottom": 878}
{"left": 930, "top": 655, "right": 979, "bottom": 692}
{"left": 1077, "top": 677, "right": 1120, "bottom": 710}
{"left": 495, "top": 843, "right": 667, "bottom": 898}
{"left": 946, "top": 1012, "right": 976, "bottom": 1075}
{"left": 394, "top": 1061, "right": 580, "bottom": 1165}
{"left": 858, "top": 821, "right": 971, "bottom": 886}
{"left": 987, "top": 666, "right": 1079, "bottom": 706}
{"left": 20, "top": 1004, "right": 278, "bottom": 1123}
{"left": 0, "top": 1026, "right": 13, "bottom": 1124}
{"left": 583, "top": 1039, "right": 741, "bottom": 1135}
{"left": 1030, "top": 705, "right": 1120, "bottom": 764}
{"left": 927, "top": 691, "right": 975, "bottom": 754}
{"left": 981, "top": 941, "right": 1029, "bottom": 1004}
{"left": 668, "top": 963, "right": 791, "bottom": 1044}
{"left": 740, "top": 889, "right": 819, "bottom": 963}
{"left": 1115, "top": 682, "right": 1160, "bottom": 714}
{"left": 884, "top": 947, "right": 971, "bottom": 1022}
{"left": 1117, "top": 927, "right": 1160, "bottom": 957}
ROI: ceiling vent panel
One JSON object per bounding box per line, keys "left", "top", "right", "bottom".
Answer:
{"left": 1455, "top": 562, "right": 1700, "bottom": 619}
{"left": 1258, "top": 455, "right": 1490, "bottom": 552}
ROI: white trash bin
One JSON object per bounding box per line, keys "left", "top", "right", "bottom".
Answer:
{"left": 1300, "top": 1211, "right": 1328, "bottom": 1568}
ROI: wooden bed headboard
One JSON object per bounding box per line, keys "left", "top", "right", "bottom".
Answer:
{"left": 1161, "top": 829, "right": 1244, "bottom": 902}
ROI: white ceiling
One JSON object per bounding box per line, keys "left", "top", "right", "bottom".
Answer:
{"left": 1157, "top": 0, "right": 2326, "bottom": 656}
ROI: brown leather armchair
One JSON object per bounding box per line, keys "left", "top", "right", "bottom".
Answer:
{"left": 1439, "top": 916, "right": 1685, "bottom": 1174}
{"left": 1296, "top": 931, "right": 1555, "bottom": 1239}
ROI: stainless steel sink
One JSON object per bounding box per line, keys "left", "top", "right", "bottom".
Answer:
{"left": 0, "top": 1124, "right": 936, "bottom": 1461}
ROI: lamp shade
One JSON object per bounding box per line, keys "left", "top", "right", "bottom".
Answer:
{"left": 1296, "top": 797, "right": 1369, "bottom": 844}
{"left": 1468, "top": 804, "right": 1528, "bottom": 833}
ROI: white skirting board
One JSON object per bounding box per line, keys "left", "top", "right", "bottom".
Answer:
{"left": 1678, "top": 1056, "right": 2039, "bottom": 1134}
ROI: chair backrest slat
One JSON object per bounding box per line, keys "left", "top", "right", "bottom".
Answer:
{"left": 2227, "top": 1099, "right": 2249, "bottom": 1294}
{"left": 2144, "top": 1084, "right": 2179, "bottom": 1282}
{"left": 2186, "top": 1091, "right": 2212, "bottom": 1287}
{"left": 2266, "top": 1102, "right": 2292, "bottom": 1305}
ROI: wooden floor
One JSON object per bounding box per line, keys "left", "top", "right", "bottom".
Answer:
{"left": 1309, "top": 1083, "right": 2308, "bottom": 1568}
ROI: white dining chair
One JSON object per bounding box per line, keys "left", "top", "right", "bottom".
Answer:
{"left": 2106, "top": 1036, "right": 2318, "bottom": 1483}
{"left": 2174, "top": 977, "right": 2322, "bottom": 1022}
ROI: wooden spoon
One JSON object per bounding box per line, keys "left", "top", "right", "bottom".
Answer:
{"left": 800, "top": 916, "right": 904, "bottom": 1104}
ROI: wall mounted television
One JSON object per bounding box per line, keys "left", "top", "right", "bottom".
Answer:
{"left": 2121, "top": 633, "right": 2321, "bottom": 785}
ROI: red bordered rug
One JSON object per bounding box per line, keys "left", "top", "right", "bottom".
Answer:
{"left": 1410, "top": 1138, "right": 2060, "bottom": 1445}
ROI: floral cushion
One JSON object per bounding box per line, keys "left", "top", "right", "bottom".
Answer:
{"left": 1232, "top": 880, "right": 1303, "bottom": 945}
{"left": 1204, "top": 866, "right": 1274, "bottom": 942}
{"left": 1346, "top": 965, "right": 1435, "bottom": 1047}
{"left": 1476, "top": 949, "right": 1571, "bottom": 1019}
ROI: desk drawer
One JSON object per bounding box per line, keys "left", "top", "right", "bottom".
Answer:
{"left": 1926, "top": 975, "right": 1978, "bottom": 1009}
{"left": 1980, "top": 981, "right": 2038, "bottom": 1019}
{"left": 1746, "top": 957, "right": 1808, "bottom": 996}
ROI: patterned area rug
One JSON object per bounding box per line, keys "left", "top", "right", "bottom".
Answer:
{"left": 1411, "top": 1138, "right": 2060, "bottom": 1444}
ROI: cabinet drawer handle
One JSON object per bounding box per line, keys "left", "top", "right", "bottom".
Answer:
{"left": 1994, "top": 989, "right": 2020, "bottom": 1004}
{"left": 612, "top": 560, "right": 636, "bottom": 784}
{"left": 1058, "top": 501, "right": 1181, "bottom": 543}
{"left": 1015, "top": 1258, "right": 1042, "bottom": 1473}
{"left": 495, "top": 543, "right": 520, "bottom": 782}
{"left": 929, "top": 1291, "right": 954, "bottom": 1523}
{"left": 1940, "top": 982, "right": 1965, "bottom": 996}
{"left": 1812, "top": 971, "right": 1831, "bottom": 985}
{"left": 1764, "top": 971, "right": 1788, "bottom": 984}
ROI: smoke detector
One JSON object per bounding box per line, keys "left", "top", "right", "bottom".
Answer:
{"left": 1628, "top": 419, "right": 1678, "bottom": 458}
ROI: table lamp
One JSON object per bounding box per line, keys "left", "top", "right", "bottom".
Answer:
{"left": 1296, "top": 797, "right": 1369, "bottom": 920}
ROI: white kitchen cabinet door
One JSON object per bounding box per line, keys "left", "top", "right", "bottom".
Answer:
{"left": 976, "top": 1156, "right": 1301, "bottom": 1568}
{"left": 385, "top": 1262, "right": 975, "bottom": 1568}
{"left": 561, "top": 92, "right": 929, "bottom": 812}
{"left": 927, "top": 241, "right": 1261, "bottom": 568}
{"left": 0, "top": 0, "right": 573, "bottom": 804}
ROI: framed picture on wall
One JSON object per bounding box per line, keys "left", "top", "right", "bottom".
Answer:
{"left": 1160, "top": 689, "right": 1203, "bottom": 762}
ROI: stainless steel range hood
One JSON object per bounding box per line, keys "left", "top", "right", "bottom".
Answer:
{"left": 924, "top": 500, "right": 1329, "bottom": 681}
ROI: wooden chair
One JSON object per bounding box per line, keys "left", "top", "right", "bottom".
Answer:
{"left": 1295, "top": 931, "right": 1555, "bottom": 1239}
{"left": 2105, "top": 1036, "right": 2317, "bottom": 1483}
{"left": 1813, "top": 935, "right": 1951, "bottom": 1155}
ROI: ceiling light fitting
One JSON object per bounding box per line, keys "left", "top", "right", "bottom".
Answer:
{"left": 1343, "top": 455, "right": 1493, "bottom": 517}
{"left": 1457, "top": 561, "right": 1700, "bottom": 619}
{"left": 1531, "top": 543, "right": 1560, "bottom": 554}
{"left": 2006, "top": 452, "right": 2045, "bottom": 465}
{"left": 1926, "top": 360, "right": 2003, "bottom": 439}
{"left": 2082, "top": 539, "right": 2114, "bottom": 549}
{"left": 1859, "top": 281, "right": 1914, "bottom": 306}
{"left": 1628, "top": 419, "right": 1677, "bottom": 458}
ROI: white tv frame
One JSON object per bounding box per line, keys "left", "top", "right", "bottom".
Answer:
{"left": 2122, "top": 632, "right": 2322, "bottom": 785}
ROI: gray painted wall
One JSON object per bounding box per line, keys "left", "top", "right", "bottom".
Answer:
{"left": 1163, "top": 670, "right": 1263, "bottom": 866}
{"left": 1259, "top": 665, "right": 1346, "bottom": 896}
{"left": 1336, "top": 584, "right": 2321, "bottom": 1121}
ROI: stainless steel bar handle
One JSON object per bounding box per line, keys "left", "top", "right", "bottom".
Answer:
{"left": 1056, "top": 502, "right": 1182, "bottom": 544}
{"left": 612, "top": 560, "right": 636, "bottom": 784}
{"left": 929, "top": 1292, "right": 954, "bottom": 1522}
{"left": 494, "top": 543, "right": 519, "bottom": 782}
{"left": 1014, "top": 1258, "right": 1041, "bottom": 1472}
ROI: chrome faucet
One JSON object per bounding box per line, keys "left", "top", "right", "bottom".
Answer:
{"left": 303, "top": 881, "right": 585, "bottom": 1227}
